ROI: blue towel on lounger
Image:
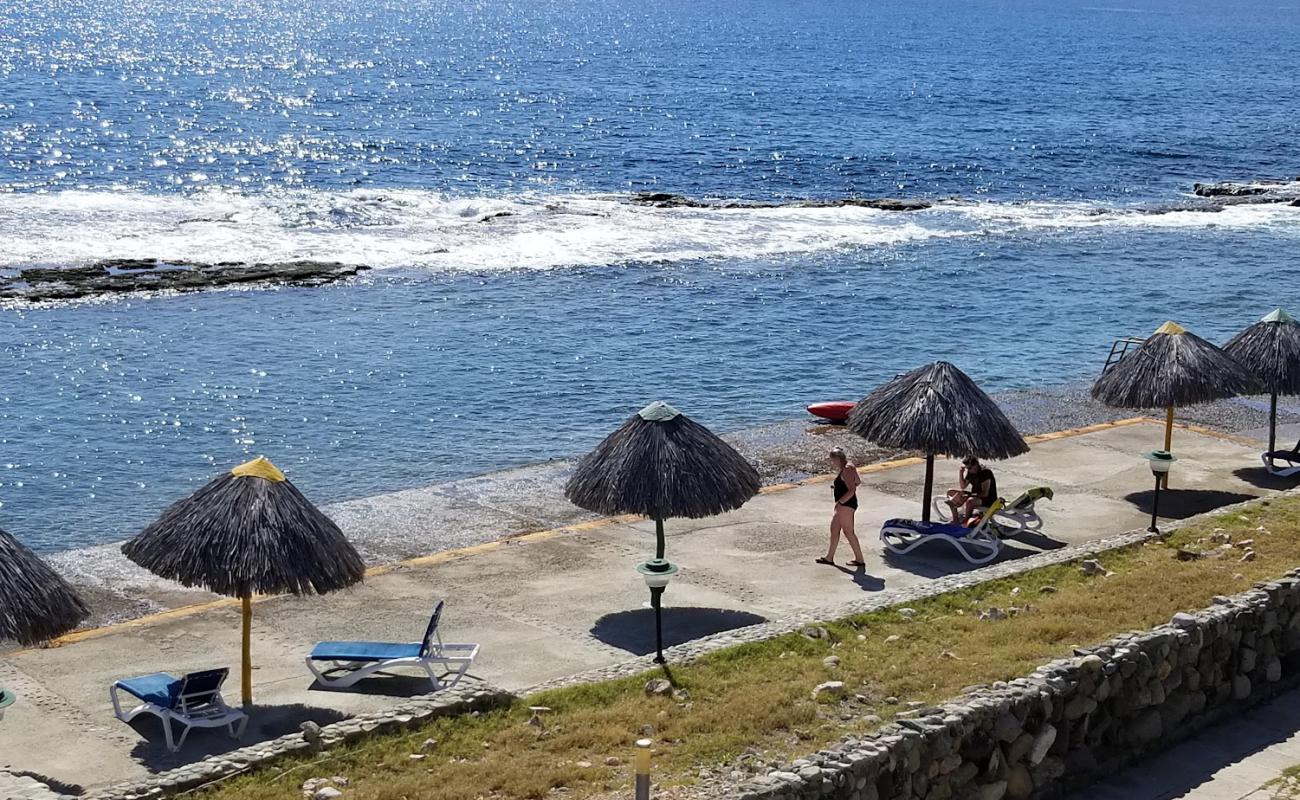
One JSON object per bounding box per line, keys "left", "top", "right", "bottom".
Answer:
{"left": 883, "top": 519, "right": 972, "bottom": 538}
{"left": 115, "top": 672, "right": 182, "bottom": 708}
{"left": 309, "top": 641, "right": 423, "bottom": 662}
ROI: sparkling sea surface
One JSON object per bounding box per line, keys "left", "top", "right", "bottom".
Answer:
{"left": 0, "top": 0, "right": 1298, "bottom": 551}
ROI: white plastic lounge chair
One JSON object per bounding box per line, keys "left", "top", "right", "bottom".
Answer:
{"left": 1262, "top": 448, "right": 1300, "bottom": 478}
{"left": 306, "top": 600, "right": 479, "bottom": 691}
{"left": 110, "top": 667, "right": 247, "bottom": 752}
{"left": 882, "top": 500, "right": 1006, "bottom": 565}
{"left": 989, "top": 486, "right": 1054, "bottom": 535}
{"left": 932, "top": 486, "right": 1053, "bottom": 536}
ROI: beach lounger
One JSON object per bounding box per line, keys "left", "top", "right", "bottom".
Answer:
{"left": 990, "top": 486, "right": 1054, "bottom": 534}
{"left": 882, "top": 500, "right": 1005, "bottom": 565}
{"left": 932, "top": 486, "right": 1053, "bottom": 535}
{"left": 110, "top": 668, "right": 247, "bottom": 752}
{"left": 1262, "top": 448, "right": 1300, "bottom": 477}
{"left": 306, "top": 600, "right": 479, "bottom": 691}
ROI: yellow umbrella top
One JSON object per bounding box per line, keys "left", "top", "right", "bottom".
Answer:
{"left": 230, "top": 455, "right": 286, "bottom": 482}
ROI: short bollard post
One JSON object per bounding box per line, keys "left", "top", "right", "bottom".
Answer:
{"left": 634, "top": 737, "right": 652, "bottom": 800}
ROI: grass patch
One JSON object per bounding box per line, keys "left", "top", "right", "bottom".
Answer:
{"left": 206, "top": 496, "right": 1299, "bottom": 800}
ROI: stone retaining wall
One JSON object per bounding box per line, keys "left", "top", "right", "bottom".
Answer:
{"left": 86, "top": 680, "right": 512, "bottom": 800}
{"left": 737, "top": 570, "right": 1300, "bottom": 800}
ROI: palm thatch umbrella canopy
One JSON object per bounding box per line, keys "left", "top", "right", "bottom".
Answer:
{"left": 1091, "top": 321, "right": 1259, "bottom": 460}
{"left": 1224, "top": 309, "right": 1300, "bottom": 454}
{"left": 565, "top": 401, "right": 760, "bottom": 560}
{"left": 122, "top": 456, "right": 364, "bottom": 705}
{"left": 847, "top": 361, "right": 1028, "bottom": 521}
{"left": 1, "top": 527, "right": 89, "bottom": 647}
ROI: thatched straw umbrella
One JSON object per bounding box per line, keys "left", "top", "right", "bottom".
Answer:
{"left": 1091, "top": 321, "right": 1259, "bottom": 469}
{"left": 122, "top": 456, "right": 364, "bottom": 706}
{"left": 1224, "top": 309, "right": 1300, "bottom": 455}
{"left": 1, "top": 527, "right": 89, "bottom": 647}
{"left": 565, "top": 402, "right": 760, "bottom": 560}
{"left": 847, "top": 361, "right": 1029, "bottom": 521}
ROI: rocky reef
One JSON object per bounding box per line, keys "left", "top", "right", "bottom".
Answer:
{"left": 1192, "top": 179, "right": 1300, "bottom": 205}
{"left": 630, "top": 192, "right": 933, "bottom": 211}
{"left": 0, "top": 259, "right": 369, "bottom": 303}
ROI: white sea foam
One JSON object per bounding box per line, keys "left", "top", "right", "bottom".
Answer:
{"left": 0, "top": 189, "right": 1296, "bottom": 273}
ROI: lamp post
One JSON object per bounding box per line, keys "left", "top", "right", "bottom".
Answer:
{"left": 1145, "top": 450, "right": 1177, "bottom": 533}
{"left": 0, "top": 687, "right": 14, "bottom": 722}
{"left": 637, "top": 558, "right": 678, "bottom": 664}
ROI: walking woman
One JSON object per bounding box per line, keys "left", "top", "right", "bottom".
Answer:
{"left": 818, "top": 447, "right": 866, "bottom": 567}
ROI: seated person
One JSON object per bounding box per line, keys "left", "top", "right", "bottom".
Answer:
{"left": 944, "top": 456, "right": 998, "bottom": 525}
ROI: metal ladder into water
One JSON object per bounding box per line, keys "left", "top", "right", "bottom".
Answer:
{"left": 1101, "top": 337, "right": 1145, "bottom": 375}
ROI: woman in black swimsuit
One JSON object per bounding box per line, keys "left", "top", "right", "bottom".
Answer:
{"left": 818, "top": 447, "right": 866, "bottom": 567}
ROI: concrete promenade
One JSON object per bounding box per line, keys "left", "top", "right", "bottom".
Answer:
{"left": 0, "top": 418, "right": 1289, "bottom": 792}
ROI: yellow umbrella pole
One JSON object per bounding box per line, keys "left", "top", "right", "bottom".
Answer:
{"left": 1162, "top": 406, "right": 1174, "bottom": 488}
{"left": 241, "top": 594, "right": 253, "bottom": 707}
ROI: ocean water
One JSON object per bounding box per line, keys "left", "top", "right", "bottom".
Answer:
{"left": 1, "top": 0, "right": 1299, "bottom": 552}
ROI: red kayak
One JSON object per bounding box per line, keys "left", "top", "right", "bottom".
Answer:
{"left": 807, "top": 400, "right": 855, "bottom": 423}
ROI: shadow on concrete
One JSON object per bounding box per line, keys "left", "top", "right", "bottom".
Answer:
{"left": 1123, "top": 489, "right": 1258, "bottom": 520}
{"left": 1233, "top": 466, "right": 1300, "bottom": 491}
{"left": 1005, "top": 530, "right": 1069, "bottom": 551}
{"left": 590, "top": 607, "right": 768, "bottom": 656}
{"left": 881, "top": 540, "right": 1046, "bottom": 578}
{"left": 4, "top": 772, "right": 83, "bottom": 796}
{"left": 824, "top": 563, "right": 886, "bottom": 591}
{"left": 1064, "top": 689, "right": 1300, "bottom": 800}
{"left": 127, "top": 702, "right": 348, "bottom": 772}
{"left": 307, "top": 671, "right": 456, "bottom": 698}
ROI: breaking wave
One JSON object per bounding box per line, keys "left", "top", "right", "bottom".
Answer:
{"left": 0, "top": 188, "right": 1297, "bottom": 273}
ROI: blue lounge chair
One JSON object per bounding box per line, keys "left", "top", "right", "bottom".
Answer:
{"left": 306, "top": 600, "right": 479, "bottom": 691}
{"left": 882, "top": 500, "right": 1006, "bottom": 565}
{"left": 110, "top": 668, "right": 247, "bottom": 751}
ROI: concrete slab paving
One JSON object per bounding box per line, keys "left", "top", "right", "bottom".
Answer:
{"left": 0, "top": 420, "right": 1289, "bottom": 792}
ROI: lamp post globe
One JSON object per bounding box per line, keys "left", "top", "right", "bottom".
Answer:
{"left": 1144, "top": 450, "right": 1177, "bottom": 533}
{"left": 637, "top": 558, "right": 678, "bottom": 664}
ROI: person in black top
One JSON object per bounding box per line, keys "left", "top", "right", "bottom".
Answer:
{"left": 817, "top": 447, "right": 866, "bottom": 567}
{"left": 944, "top": 456, "right": 998, "bottom": 525}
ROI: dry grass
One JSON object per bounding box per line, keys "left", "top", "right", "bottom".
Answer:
{"left": 205, "top": 496, "right": 1300, "bottom": 800}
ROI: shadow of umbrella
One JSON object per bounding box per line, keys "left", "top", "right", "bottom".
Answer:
{"left": 126, "top": 702, "right": 350, "bottom": 771}
{"left": 590, "top": 607, "right": 767, "bottom": 656}
{"left": 1122, "top": 489, "right": 1257, "bottom": 519}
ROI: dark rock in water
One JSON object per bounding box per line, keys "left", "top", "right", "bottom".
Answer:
{"left": 1192, "top": 179, "right": 1300, "bottom": 204}
{"left": 99, "top": 258, "right": 162, "bottom": 271}
{"left": 629, "top": 192, "right": 931, "bottom": 211}
{"left": 19, "top": 264, "right": 111, "bottom": 283}
{"left": 2, "top": 259, "right": 369, "bottom": 303}
{"left": 1137, "top": 203, "right": 1223, "bottom": 215}
{"left": 630, "top": 192, "right": 712, "bottom": 208}
{"left": 1291, "top": 199, "right": 1300, "bottom": 208}
{"left": 841, "top": 198, "right": 931, "bottom": 211}
{"left": 1193, "top": 182, "right": 1270, "bottom": 197}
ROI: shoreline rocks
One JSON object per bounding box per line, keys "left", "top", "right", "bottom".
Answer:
{"left": 1192, "top": 179, "right": 1300, "bottom": 204}
{"left": 0, "top": 259, "right": 370, "bottom": 303}
{"left": 629, "top": 192, "right": 933, "bottom": 212}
